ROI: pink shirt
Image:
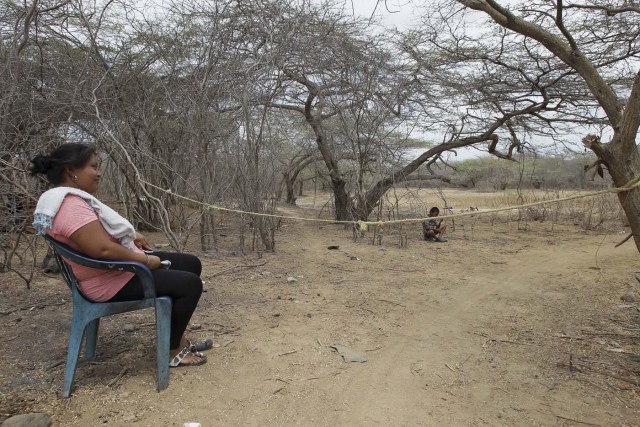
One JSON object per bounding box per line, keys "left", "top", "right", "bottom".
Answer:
{"left": 47, "top": 195, "right": 142, "bottom": 302}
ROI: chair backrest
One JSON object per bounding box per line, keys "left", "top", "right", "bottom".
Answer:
{"left": 42, "top": 234, "right": 156, "bottom": 300}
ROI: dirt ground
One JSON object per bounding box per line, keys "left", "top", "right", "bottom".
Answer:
{"left": 1, "top": 191, "right": 639, "bottom": 426}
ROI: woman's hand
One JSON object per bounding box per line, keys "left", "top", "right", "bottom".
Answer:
{"left": 146, "top": 254, "right": 162, "bottom": 270}
{"left": 134, "top": 232, "right": 152, "bottom": 250}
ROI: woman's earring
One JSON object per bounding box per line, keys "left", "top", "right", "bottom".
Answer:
{"left": 72, "top": 175, "right": 78, "bottom": 182}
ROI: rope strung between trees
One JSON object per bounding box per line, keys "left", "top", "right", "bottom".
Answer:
{"left": 141, "top": 180, "right": 351, "bottom": 225}
{"left": 140, "top": 175, "right": 640, "bottom": 227}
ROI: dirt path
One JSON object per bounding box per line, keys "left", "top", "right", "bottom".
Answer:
{"left": 260, "top": 211, "right": 639, "bottom": 426}
{"left": 2, "top": 205, "right": 639, "bottom": 426}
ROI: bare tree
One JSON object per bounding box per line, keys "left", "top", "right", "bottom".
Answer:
{"left": 434, "top": 0, "right": 640, "bottom": 249}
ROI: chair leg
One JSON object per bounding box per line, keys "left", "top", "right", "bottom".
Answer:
{"left": 63, "top": 316, "right": 88, "bottom": 398}
{"left": 84, "top": 318, "right": 100, "bottom": 360}
{"left": 155, "top": 298, "right": 172, "bottom": 392}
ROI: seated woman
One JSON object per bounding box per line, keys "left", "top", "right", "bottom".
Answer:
{"left": 31, "top": 143, "right": 210, "bottom": 367}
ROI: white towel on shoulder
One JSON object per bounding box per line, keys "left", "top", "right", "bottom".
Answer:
{"left": 33, "top": 187, "right": 136, "bottom": 249}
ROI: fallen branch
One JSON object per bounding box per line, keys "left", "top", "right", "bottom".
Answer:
{"left": 0, "top": 300, "right": 66, "bottom": 316}
{"left": 370, "top": 298, "right": 406, "bottom": 308}
{"left": 45, "top": 360, "right": 65, "bottom": 371}
{"left": 266, "top": 377, "right": 291, "bottom": 384}
{"left": 555, "top": 414, "right": 600, "bottom": 426}
{"left": 557, "top": 362, "right": 640, "bottom": 386}
{"left": 278, "top": 349, "right": 298, "bottom": 356}
{"left": 210, "top": 260, "right": 267, "bottom": 277}
{"left": 554, "top": 334, "right": 585, "bottom": 340}
{"left": 615, "top": 233, "right": 633, "bottom": 248}
{"left": 582, "top": 331, "right": 640, "bottom": 339}
{"left": 107, "top": 367, "right": 128, "bottom": 387}
{"left": 138, "top": 322, "right": 156, "bottom": 328}
{"left": 358, "top": 305, "right": 376, "bottom": 315}
{"left": 483, "top": 338, "right": 535, "bottom": 347}
{"left": 305, "top": 371, "right": 342, "bottom": 381}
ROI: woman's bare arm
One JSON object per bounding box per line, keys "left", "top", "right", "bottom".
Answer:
{"left": 69, "top": 220, "right": 161, "bottom": 269}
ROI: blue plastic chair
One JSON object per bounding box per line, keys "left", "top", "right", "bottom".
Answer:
{"left": 42, "top": 234, "right": 172, "bottom": 398}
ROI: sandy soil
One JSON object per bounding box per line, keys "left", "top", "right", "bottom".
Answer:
{"left": 1, "top": 192, "right": 639, "bottom": 426}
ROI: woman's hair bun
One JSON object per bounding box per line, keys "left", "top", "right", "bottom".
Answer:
{"left": 30, "top": 143, "right": 96, "bottom": 184}
{"left": 29, "top": 154, "right": 52, "bottom": 175}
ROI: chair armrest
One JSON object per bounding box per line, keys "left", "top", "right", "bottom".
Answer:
{"left": 42, "top": 234, "right": 156, "bottom": 300}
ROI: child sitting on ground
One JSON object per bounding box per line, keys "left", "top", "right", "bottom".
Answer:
{"left": 422, "top": 206, "right": 447, "bottom": 242}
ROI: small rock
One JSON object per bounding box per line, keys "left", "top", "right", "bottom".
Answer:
{"left": 123, "top": 324, "right": 136, "bottom": 332}
{"left": 621, "top": 294, "right": 639, "bottom": 303}
{"left": 287, "top": 276, "right": 297, "bottom": 283}
{"left": 350, "top": 256, "right": 361, "bottom": 261}
{"left": 190, "top": 323, "right": 202, "bottom": 330}
{"left": 2, "top": 413, "right": 51, "bottom": 427}
{"left": 330, "top": 344, "right": 367, "bottom": 363}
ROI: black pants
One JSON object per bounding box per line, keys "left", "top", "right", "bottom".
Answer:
{"left": 109, "top": 251, "right": 203, "bottom": 349}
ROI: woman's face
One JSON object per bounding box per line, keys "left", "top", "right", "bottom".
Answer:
{"left": 70, "top": 154, "right": 101, "bottom": 194}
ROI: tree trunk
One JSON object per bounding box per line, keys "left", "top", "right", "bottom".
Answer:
{"left": 601, "top": 140, "right": 640, "bottom": 249}
{"left": 284, "top": 172, "right": 297, "bottom": 205}
{"left": 303, "top": 95, "right": 354, "bottom": 220}
{"left": 282, "top": 154, "right": 315, "bottom": 205}
{"left": 355, "top": 138, "right": 484, "bottom": 219}
{"left": 332, "top": 178, "right": 352, "bottom": 220}
{"left": 456, "top": 0, "right": 640, "bottom": 252}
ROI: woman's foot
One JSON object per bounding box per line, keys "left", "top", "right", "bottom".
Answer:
{"left": 169, "top": 346, "right": 207, "bottom": 367}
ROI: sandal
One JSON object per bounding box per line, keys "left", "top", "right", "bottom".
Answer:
{"left": 191, "top": 349, "right": 206, "bottom": 358}
{"left": 189, "top": 339, "right": 214, "bottom": 352}
{"left": 169, "top": 346, "right": 207, "bottom": 367}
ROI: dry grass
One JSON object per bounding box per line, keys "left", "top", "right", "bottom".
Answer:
{"left": 297, "top": 187, "right": 626, "bottom": 232}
